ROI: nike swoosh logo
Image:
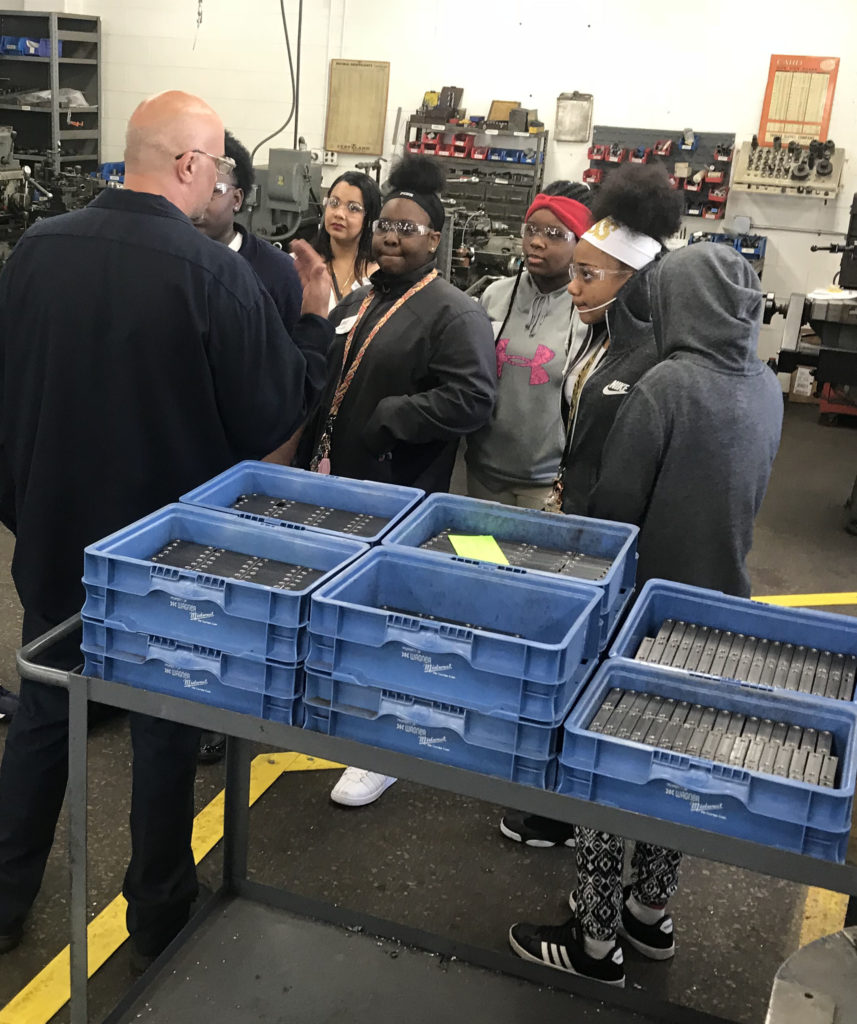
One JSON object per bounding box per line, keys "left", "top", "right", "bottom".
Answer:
{"left": 603, "top": 381, "right": 630, "bottom": 396}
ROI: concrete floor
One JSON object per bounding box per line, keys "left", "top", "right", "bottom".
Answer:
{"left": 0, "top": 401, "right": 856, "bottom": 1023}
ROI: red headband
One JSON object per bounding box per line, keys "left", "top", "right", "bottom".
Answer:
{"left": 525, "top": 195, "right": 592, "bottom": 240}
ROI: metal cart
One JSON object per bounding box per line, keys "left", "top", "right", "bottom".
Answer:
{"left": 18, "top": 616, "right": 857, "bottom": 1024}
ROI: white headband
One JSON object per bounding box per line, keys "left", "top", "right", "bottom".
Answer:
{"left": 581, "top": 217, "right": 661, "bottom": 270}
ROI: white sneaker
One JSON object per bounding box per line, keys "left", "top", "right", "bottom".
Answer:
{"left": 330, "top": 767, "right": 397, "bottom": 807}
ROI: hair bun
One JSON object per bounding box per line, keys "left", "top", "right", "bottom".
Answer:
{"left": 388, "top": 155, "right": 445, "bottom": 195}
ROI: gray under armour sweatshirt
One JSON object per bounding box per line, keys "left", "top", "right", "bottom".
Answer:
{"left": 466, "top": 272, "right": 580, "bottom": 490}
{"left": 589, "top": 243, "right": 783, "bottom": 597}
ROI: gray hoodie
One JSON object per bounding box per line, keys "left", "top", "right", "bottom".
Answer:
{"left": 589, "top": 243, "right": 783, "bottom": 597}
{"left": 466, "top": 271, "right": 579, "bottom": 489}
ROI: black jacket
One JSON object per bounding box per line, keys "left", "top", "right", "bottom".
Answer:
{"left": 306, "top": 261, "right": 496, "bottom": 492}
{"left": 235, "top": 225, "right": 302, "bottom": 333}
{"left": 589, "top": 243, "right": 783, "bottom": 596}
{"left": 0, "top": 188, "right": 332, "bottom": 622}
{"left": 560, "top": 262, "right": 660, "bottom": 514}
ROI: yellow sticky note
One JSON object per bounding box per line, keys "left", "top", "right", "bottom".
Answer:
{"left": 448, "top": 534, "right": 509, "bottom": 564}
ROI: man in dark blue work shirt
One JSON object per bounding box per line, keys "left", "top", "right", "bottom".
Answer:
{"left": 0, "top": 89, "right": 333, "bottom": 967}
{"left": 194, "top": 129, "right": 303, "bottom": 333}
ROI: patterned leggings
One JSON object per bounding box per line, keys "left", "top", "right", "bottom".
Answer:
{"left": 575, "top": 826, "right": 682, "bottom": 941}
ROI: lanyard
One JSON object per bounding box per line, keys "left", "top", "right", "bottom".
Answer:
{"left": 311, "top": 268, "right": 438, "bottom": 473}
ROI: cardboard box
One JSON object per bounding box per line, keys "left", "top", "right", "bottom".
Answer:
{"left": 789, "top": 366, "right": 819, "bottom": 404}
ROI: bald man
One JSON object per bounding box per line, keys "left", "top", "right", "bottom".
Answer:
{"left": 0, "top": 91, "right": 333, "bottom": 967}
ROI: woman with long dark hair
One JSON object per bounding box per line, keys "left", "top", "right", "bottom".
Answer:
{"left": 312, "top": 171, "right": 381, "bottom": 311}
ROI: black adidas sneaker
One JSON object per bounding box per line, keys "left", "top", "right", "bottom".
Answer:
{"left": 499, "top": 811, "right": 575, "bottom": 847}
{"left": 568, "top": 887, "right": 675, "bottom": 960}
{"left": 508, "top": 917, "right": 625, "bottom": 987}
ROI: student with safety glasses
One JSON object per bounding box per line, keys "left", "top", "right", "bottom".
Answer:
{"left": 501, "top": 165, "right": 682, "bottom": 844}
{"left": 465, "top": 182, "right": 593, "bottom": 508}
{"left": 300, "top": 155, "right": 496, "bottom": 809}
{"left": 313, "top": 171, "right": 381, "bottom": 312}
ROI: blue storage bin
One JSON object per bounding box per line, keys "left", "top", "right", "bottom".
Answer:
{"left": 308, "top": 547, "right": 602, "bottom": 722}
{"left": 17, "top": 37, "right": 40, "bottom": 55}
{"left": 0, "top": 37, "right": 20, "bottom": 54}
{"left": 82, "top": 623, "right": 304, "bottom": 723}
{"left": 304, "top": 666, "right": 557, "bottom": 787}
{"left": 610, "top": 579, "right": 857, "bottom": 700}
{"left": 558, "top": 660, "right": 857, "bottom": 861}
{"left": 381, "top": 493, "right": 637, "bottom": 649}
{"left": 180, "top": 461, "right": 423, "bottom": 544}
{"left": 82, "top": 503, "right": 367, "bottom": 662}
{"left": 36, "top": 38, "right": 61, "bottom": 57}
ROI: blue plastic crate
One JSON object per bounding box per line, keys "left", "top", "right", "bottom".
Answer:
{"left": 82, "top": 623, "right": 304, "bottom": 723}
{"left": 610, "top": 579, "right": 857, "bottom": 700}
{"left": 558, "top": 660, "right": 857, "bottom": 861}
{"left": 304, "top": 667, "right": 557, "bottom": 788}
{"left": 180, "top": 462, "right": 423, "bottom": 544}
{"left": 82, "top": 504, "right": 367, "bottom": 662}
{"left": 381, "top": 493, "right": 637, "bottom": 649}
{"left": 308, "top": 547, "right": 602, "bottom": 722}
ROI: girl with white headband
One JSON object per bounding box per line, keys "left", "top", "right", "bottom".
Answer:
{"left": 546, "top": 164, "right": 684, "bottom": 517}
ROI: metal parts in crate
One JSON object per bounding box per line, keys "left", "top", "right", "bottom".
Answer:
{"left": 611, "top": 579, "right": 857, "bottom": 701}
{"left": 381, "top": 493, "right": 638, "bottom": 649}
{"left": 560, "top": 659, "right": 857, "bottom": 860}
{"left": 181, "top": 462, "right": 424, "bottom": 544}
{"left": 633, "top": 619, "right": 856, "bottom": 701}
{"left": 587, "top": 686, "right": 839, "bottom": 786}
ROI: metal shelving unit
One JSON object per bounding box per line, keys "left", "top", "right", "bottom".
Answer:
{"left": 0, "top": 10, "right": 100, "bottom": 175}
{"left": 18, "top": 616, "right": 857, "bottom": 1024}
{"left": 405, "top": 118, "right": 548, "bottom": 236}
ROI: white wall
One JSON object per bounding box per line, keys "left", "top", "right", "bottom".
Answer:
{"left": 6, "top": 0, "right": 857, "bottom": 356}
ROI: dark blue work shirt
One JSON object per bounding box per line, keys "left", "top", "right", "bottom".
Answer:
{"left": 0, "top": 188, "right": 332, "bottom": 622}
{"left": 234, "top": 225, "right": 302, "bottom": 334}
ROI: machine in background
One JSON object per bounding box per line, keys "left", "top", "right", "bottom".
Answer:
{"left": 0, "top": 124, "right": 107, "bottom": 267}
{"left": 237, "top": 147, "right": 322, "bottom": 246}
{"left": 771, "top": 193, "right": 857, "bottom": 421}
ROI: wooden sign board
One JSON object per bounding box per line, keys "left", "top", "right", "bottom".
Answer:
{"left": 758, "top": 54, "right": 839, "bottom": 147}
{"left": 325, "top": 59, "right": 390, "bottom": 155}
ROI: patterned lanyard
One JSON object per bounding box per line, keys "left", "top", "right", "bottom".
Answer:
{"left": 311, "top": 268, "right": 438, "bottom": 473}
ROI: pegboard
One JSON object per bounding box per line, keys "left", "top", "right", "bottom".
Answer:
{"left": 587, "top": 125, "right": 736, "bottom": 223}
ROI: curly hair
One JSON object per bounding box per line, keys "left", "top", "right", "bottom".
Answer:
{"left": 541, "top": 179, "right": 593, "bottom": 208}
{"left": 224, "top": 130, "right": 254, "bottom": 212}
{"left": 387, "top": 154, "right": 446, "bottom": 196}
{"left": 313, "top": 170, "right": 382, "bottom": 276}
{"left": 591, "top": 163, "right": 683, "bottom": 242}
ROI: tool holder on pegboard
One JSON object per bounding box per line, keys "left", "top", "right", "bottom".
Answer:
{"left": 586, "top": 125, "right": 736, "bottom": 222}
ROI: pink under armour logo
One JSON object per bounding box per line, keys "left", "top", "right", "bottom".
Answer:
{"left": 496, "top": 339, "right": 556, "bottom": 385}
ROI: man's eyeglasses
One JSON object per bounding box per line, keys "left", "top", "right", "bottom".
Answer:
{"left": 372, "top": 219, "right": 433, "bottom": 237}
{"left": 569, "top": 262, "right": 632, "bottom": 284}
{"left": 323, "top": 195, "right": 364, "bottom": 216}
{"left": 175, "top": 149, "right": 236, "bottom": 176}
{"left": 521, "top": 222, "right": 577, "bottom": 244}
{"left": 211, "top": 182, "right": 238, "bottom": 198}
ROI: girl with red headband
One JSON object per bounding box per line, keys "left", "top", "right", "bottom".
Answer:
{"left": 465, "top": 182, "right": 593, "bottom": 507}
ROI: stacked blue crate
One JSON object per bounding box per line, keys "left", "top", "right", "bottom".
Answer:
{"left": 381, "top": 493, "right": 638, "bottom": 649}
{"left": 303, "top": 547, "right": 604, "bottom": 787}
{"left": 180, "top": 461, "right": 424, "bottom": 544}
{"left": 558, "top": 658, "right": 857, "bottom": 860}
{"left": 81, "top": 503, "right": 368, "bottom": 722}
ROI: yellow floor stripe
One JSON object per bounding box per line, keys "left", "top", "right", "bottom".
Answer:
{"left": 0, "top": 752, "right": 341, "bottom": 1024}
{"left": 754, "top": 592, "right": 857, "bottom": 608}
{"left": 799, "top": 887, "right": 849, "bottom": 947}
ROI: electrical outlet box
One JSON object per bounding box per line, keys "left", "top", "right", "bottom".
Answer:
{"left": 323, "top": 151, "right": 338, "bottom": 166}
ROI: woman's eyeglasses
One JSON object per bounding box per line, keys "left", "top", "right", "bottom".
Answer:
{"left": 569, "top": 263, "right": 632, "bottom": 283}
{"left": 323, "top": 196, "right": 365, "bottom": 215}
{"left": 521, "top": 223, "right": 577, "bottom": 243}
{"left": 372, "top": 219, "right": 433, "bottom": 237}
